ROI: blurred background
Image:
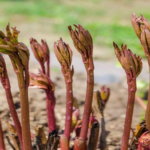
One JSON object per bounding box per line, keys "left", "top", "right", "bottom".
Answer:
{"left": 0, "top": 0, "right": 150, "bottom": 149}
{"left": 0, "top": 0, "right": 149, "bottom": 85}
{"left": 0, "top": 0, "right": 150, "bottom": 57}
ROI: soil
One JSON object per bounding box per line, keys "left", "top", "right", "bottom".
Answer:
{"left": 0, "top": 54, "right": 144, "bottom": 150}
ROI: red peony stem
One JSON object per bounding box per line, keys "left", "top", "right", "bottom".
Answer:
{"left": 46, "top": 90, "right": 56, "bottom": 132}
{"left": 47, "top": 56, "right": 50, "bottom": 78}
{"left": 79, "top": 69, "right": 94, "bottom": 140}
{"left": 40, "top": 62, "right": 46, "bottom": 74}
{"left": 121, "top": 75, "right": 136, "bottom": 150}
{"left": 41, "top": 62, "right": 56, "bottom": 134}
{"left": 53, "top": 38, "right": 74, "bottom": 150}
{"left": 0, "top": 62, "right": 23, "bottom": 149}
{"left": 64, "top": 80, "right": 73, "bottom": 139}
{"left": 60, "top": 72, "right": 73, "bottom": 150}
{"left": 5, "top": 87, "right": 23, "bottom": 149}
{"left": 17, "top": 70, "right": 33, "bottom": 150}
{"left": 41, "top": 61, "right": 56, "bottom": 133}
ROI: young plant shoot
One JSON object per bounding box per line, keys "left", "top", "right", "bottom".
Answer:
{"left": 54, "top": 38, "right": 73, "bottom": 150}
{"left": 113, "top": 43, "right": 142, "bottom": 150}
{"left": 132, "top": 14, "right": 150, "bottom": 131}
{"left": 30, "top": 38, "right": 56, "bottom": 133}
{"left": 68, "top": 24, "right": 94, "bottom": 150}
{"left": 0, "top": 24, "right": 32, "bottom": 150}
{"left": 0, "top": 53, "right": 23, "bottom": 149}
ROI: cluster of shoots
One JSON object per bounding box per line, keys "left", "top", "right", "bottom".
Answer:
{"left": 1, "top": 13, "right": 150, "bottom": 150}
{"left": 0, "top": 23, "right": 110, "bottom": 150}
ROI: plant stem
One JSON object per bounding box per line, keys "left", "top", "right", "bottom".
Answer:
{"left": 0, "top": 54, "right": 23, "bottom": 148}
{"left": 5, "top": 87, "right": 23, "bottom": 149}
{"left": 0, "top": 120, "right": 5, "bottom": 150}
{"left": 74, "top": 138, "right": 86, "bottom": 150}
{"left": 141, "top": 47, "right": 150, "bottom": 130}
{"left": 60, "top": 72, "right": 73, "bottom": 150}
{"left": 146, "top": 68, "right": 150, "bottom": 130}
{"left": 0, "top": 64, "right": 23, "bottom": 149}
{"left": 60, "top": 135, "right": 69, "bottom": 150}
{"left": 40, "top": 62, "right": 46, "bottom": 74}
{"left": 121, "top": 76, "right": 136, "bottom": 150}
{"left": 17, "top": 70, "right": 32, "bottom": 150}
{"left": 79, "top": 69, "right": 94, "bottom": 140}
{"left": 47, "top": 58, "right": 50, "bottom": 78}
{"left": 46, "top": 90, "right": 56, "bottom": 132}
{"left": 40, "top": 61, "right": 56, "bottom": 133}
{"left": 64, "top": 79, "right": 73, "bottom": 139}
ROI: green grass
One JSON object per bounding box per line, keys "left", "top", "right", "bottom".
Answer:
{"left": 0, "top": 0, "right": 150, "bottom": 57}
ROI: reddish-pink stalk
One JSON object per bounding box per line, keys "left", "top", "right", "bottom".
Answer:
{"left": 121, "top": 75, "right": 136, "bottom": 150}
{"left": 10, "top": 55, "right": 32, "bottom": 150}
{"left": 40, "top": 62, "right": 46, "bottom": 74}
{"left": 30, "top": 38, "right": 56, "bottom": 133}
{"left": 139, "top": 32, "right": 150, "bottom": 130}
{"left": 68, "top": 24, "right": 94, "bottom": 149}
{"left": 139, "top": 28, "right": 150, "bottom": 130}
{"left": 41, "top": 57, "right": 55, "bottom": 132}
{"left": 64, "top": 77, "right": 73, "bottom": 140}
{"left": 54, "top": 39, "right": 73, "bottom": 149}
{"left": 46, "top": 90, "right": 56, "bottom": 132}
{"left": 60, "top": 135, "right": 69, "bottom": 150}
{"left": 5, "top": 87, "right": 23, "bottom": 149}
{"left": 47, "top": 56, "right": 50, "bottom": 78}
{"left": 113, "top": 42, "right": 142, "bottom": 150}
{"left": 0, "top": 55, "right": 23, "bottom": 149}
{"left": 74, "top": 138, "right": 86, "bottom": 150}
{"left": 30, "top": 69, "right": 56, "bottom": 133}
{"left": 131, "top": 14, "right": 150, "bottom": 131}
{"left": 79, "top": 69, "right": 94, "bottom": 140}
{"left": 0, "top": 24, "right": 32, "bottom": 150}
{"left": 11, "top": 56, "right": 32, "bottom": 150}
{"left": 16, "top": 70, "right": 33, "bottom": 150}
{"left": 40, "top": 56, "right": 56, "bottom": 133}
{"left": 0, "top": 120, "right": 5, "bottom": 150}
{"left": 74, "top": 64, "right": 94, "bottom": 150}
{"left": 41, "top": 63, "right": 56, "bottom": 133}
{"left": 60, "top": 76, "right": 73, "bottom": 150}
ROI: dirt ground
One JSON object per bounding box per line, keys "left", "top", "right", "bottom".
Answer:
{"left": 0, "top": 55, "right": 143, "bottom": 150}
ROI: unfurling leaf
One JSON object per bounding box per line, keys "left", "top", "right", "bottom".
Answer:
{"left": 54, "top": 38, "right": 73, "bottom": 74}
{"left": 30, "top": 38, "right": 49, "bottom": 64}
{"left": 30, "top": 70, "right": 54, "bottom": 90}
{"left": 113, "top": 42, "right": 142, "bottom": 77}
{"left": 68, "top": 24, "right": 93, "bottom": 59}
